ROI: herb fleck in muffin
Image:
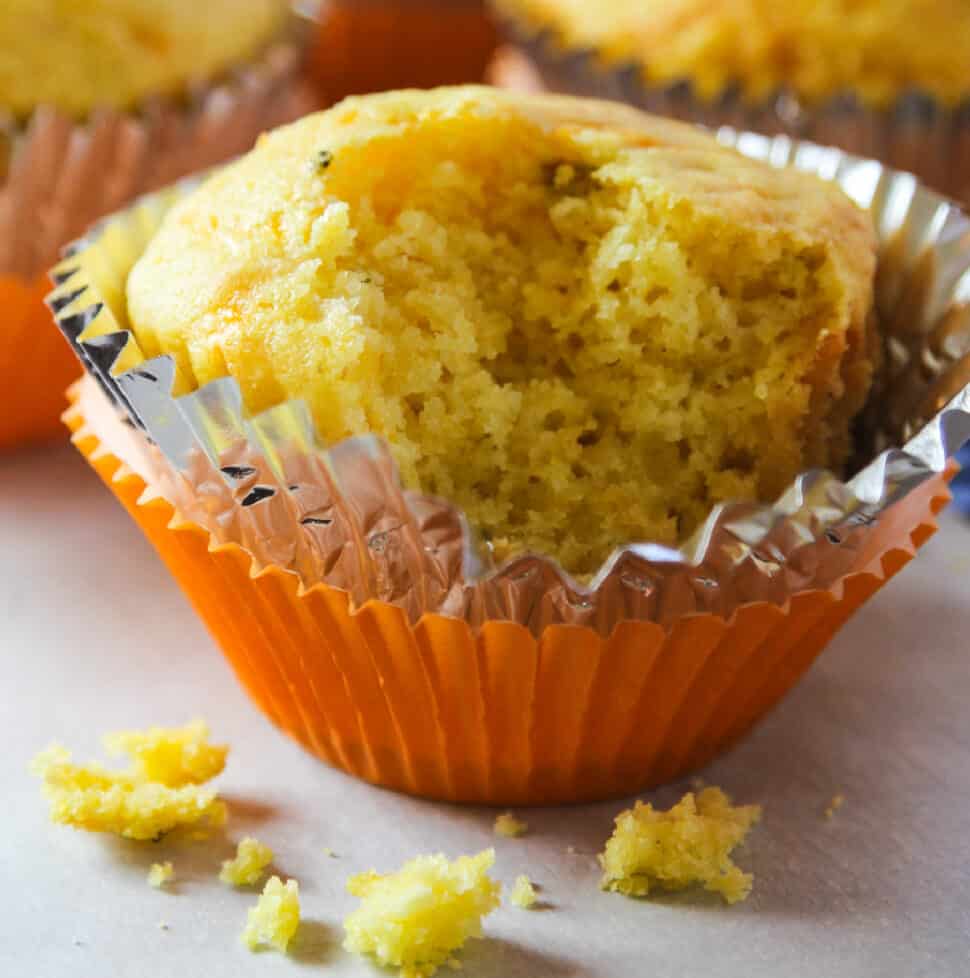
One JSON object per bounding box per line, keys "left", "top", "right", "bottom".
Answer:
{"left": 126, "top": 86, "right": 878, "bottom": 574}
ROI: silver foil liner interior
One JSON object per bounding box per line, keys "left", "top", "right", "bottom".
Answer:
{"left": 0, "top": 18, "right": 312, "bottom": 282}
{"left": 493, "top": 6, "right": 970, "bottom": 205}
{"left": 49, "top": 135, "right": 970, "bottom": 637}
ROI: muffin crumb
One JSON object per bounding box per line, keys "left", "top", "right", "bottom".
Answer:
{"left": 509, "top": 875, "right": 538, "bottom": 909}
{"left": 31, "top": 727, "right": 227, "bottom": 841}
{"left": 600, "top": 787, "right": 760, "bottom": 904}
{"left": 493, "top": 813, "right": 528, "bottom": 838}
{"left": 343, "top": 849, "right": 500, "bottom": 977}
{"left": 148, "top": 862, "right": 175, "bottom": 888}
{"left": 221, "top": 837, "right": 274, "bottom": 886}
{"left": 104, "top": 719, "right": 227, "bottom": 787}
{"left": 243, "top": 876, "right": 300, "bottom": 952}
{"left": 824, "top": 794, "right": 845, "bottom": 819}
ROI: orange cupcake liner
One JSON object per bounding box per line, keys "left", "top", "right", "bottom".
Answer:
{"left": 66, "top": 376, "right": 953, "bottom": 804}
{"left": 0, "top": 274, "right": 80, "bottom": 450}
{"left": 308, "top": 0, "right": 498, "bottom": 104}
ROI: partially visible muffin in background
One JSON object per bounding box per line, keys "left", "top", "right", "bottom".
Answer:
{"left": 497, "top": 0, "right": 970, "bottom": 107}
{"left": 2, "top": 0, "right": 303, "bottom": 452}
{"left": 0, "top": 0, "right": 286, "bottom": 118}
{"left": 125, "top": 86, "right": 878, "bottom": 574}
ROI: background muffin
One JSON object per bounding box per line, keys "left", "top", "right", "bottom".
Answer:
{"left": 494, "top": 0, "right": 970, "bottom": 203}
{"left": 0, "top": 0, "right": 286, "bottom": 118}
{"left": 500, "top": 0, "right": 970, "bottom": 107}
{"left": 0, "top": 0, "right": 305, "bottom": 450}
{"left": 126, "top": 87, "right": 877, "bottom": 573}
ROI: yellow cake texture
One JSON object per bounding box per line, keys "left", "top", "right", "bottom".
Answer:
{"left": 221, "top": 837, "right": 274, "bottom": 886}
{"left": 104, "top": 719, "right": 227, "bottom": 787}
{"left": 493, "top": 812, "right": 528, "bottom": 838}
{"left": 343, "top": 848, "right": 501, "bottom": 978}
{"left": 243, "top": 876, "right": 300, "bottom": 952}
{"left": 0, "top": 0, "right": 286, "bottom": 118}
{"left": 599, "top": 787, "right": 761, "bottom": 904}
{"left": 31, "top": 721, "right": 227, "bottom": 841}
{"left": 509, "top": 874, "right": 538, "bottom": 908}
{"left": 148, "top": 861, "right": 175, "bottom": 888}
{"left": 126, "top": 86, "right": 877, "bottom": 574}
{"left": 502, "top": 0, "right": 970, "bottom": 107}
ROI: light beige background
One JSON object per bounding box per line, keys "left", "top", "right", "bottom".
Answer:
{"left": 2, "top": 444, "right": 968, "bottom": 978}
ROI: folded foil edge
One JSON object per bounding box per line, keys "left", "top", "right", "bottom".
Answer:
{"left": 47, "top": 130, "right": 970, "bottom": 633}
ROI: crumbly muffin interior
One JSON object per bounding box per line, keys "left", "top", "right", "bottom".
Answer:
{"left": 127, "top": 88, "right": 877, "bottom": 574}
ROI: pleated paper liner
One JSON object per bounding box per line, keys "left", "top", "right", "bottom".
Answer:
{"left": 0, "top": 20, "right": 312, "bottom": 452}
{"left": 50, "top": 123, "right": 970, "bottom": 804}
{"left": 492, "top": 3, "right": 970, "bottom": 205}
{"left": 64, "top": 377, "right": 955, "bottom": 803}
{"left": 0, "top": 274, "right": 79, "bottom": 449}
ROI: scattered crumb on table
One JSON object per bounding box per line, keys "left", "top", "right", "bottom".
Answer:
{"left": 242, "top": 876, "right": 300, "bottom": 953}
{"left": 510, "top": 875, "right": 539, "bottom": 909}
{"left": 148, "top": 861, "right": 175, "bottom": 888}
{"left": 493, "top": 812, "right": 528, "bottom": 838}
{"left": 600, "top": 787, "right": 761, "bottom": 905}
{"left": 343, "top": 849, "right": 500, "bottom": 977}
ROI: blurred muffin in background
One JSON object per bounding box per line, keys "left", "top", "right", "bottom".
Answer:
{"left": 494, "top": 0, "right": 970, "bottom": 203}
{"left": 309, "top": 0, "right": 498, "bottom": 102}
{"left": 0, "top": 0, "right": 286, "bottom": 117}
{"left": 0, "top": 0, "right": 308, "bottom": 451}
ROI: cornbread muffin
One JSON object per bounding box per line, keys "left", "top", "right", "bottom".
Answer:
{"left": 126, "top": 86, "right": 877, "bottom": 574}
{"left": 343, "top": 849, "right": 500, "bottom": 978}
{"left": 104, "top": 719, "right": 227, "bottom": 787}
{"left": 500, "top": 0, "right": 970, "bottom": 107}
{"left": 493, "top": 812, "right": 528, "bottom": 837}
{"left": 0, "top": 0, "right": 286, "bottom": 118}
{"left": 599, "top": 787, "right": 761, "bottom": 904}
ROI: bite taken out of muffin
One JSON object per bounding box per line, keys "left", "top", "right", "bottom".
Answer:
{"left": 124, "top": 85, "right": 879, "bottom": 576}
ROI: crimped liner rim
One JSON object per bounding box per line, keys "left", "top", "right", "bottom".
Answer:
{"left": 48, "top": 129, "right": 970, "bottom": 633}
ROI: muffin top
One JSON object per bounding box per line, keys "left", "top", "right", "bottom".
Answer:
{"left": 0, "top": 0, "right": 287, "bottom": 118}
{"left": 126, "top": 86, "right": 877, "bottom": 574}
{"left": 502, "top": 0, "right": 970, "bottom": 107}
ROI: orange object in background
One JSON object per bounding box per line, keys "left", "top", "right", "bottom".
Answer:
{"left": 67, "top": 375, "right": 953, "bottom": 806}
{"left": 0, "top": 274, "right": 78, "bottom": 451}
{"left": 309, "top": 0, "right": 498, "bottom": 102}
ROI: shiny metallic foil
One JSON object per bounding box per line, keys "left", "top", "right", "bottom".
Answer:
{"left": 493, "top": 7, "right": 970, "bottom": 206}
{"left": 49, "top": 137, "right": 970, "bottom": 636}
